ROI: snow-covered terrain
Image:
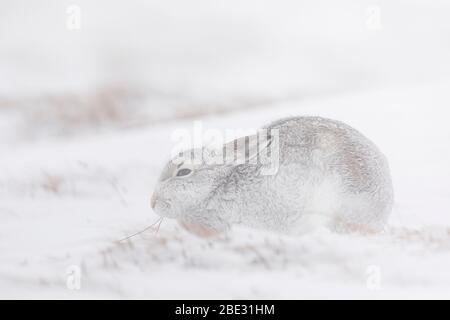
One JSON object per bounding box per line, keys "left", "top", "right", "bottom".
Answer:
{"left": 1, "top": 0, "right": 450, "bottom": 299}
{"left": 1, "top": 80, "right": 450, "bottom": 299}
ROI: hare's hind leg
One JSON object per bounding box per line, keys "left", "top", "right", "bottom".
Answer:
{"left": 330, "top": 192, "right": 388, "bottom": 234}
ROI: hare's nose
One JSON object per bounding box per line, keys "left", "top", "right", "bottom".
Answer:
{"left": 150, "top": 193, "right": 157, "bottom": 209}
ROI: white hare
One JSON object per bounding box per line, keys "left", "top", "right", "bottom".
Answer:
{"left": 151, "top": 117, "right": 393, "bottom": 237}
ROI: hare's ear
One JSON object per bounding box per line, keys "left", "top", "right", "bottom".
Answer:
{"left": 223, "top": 133, "right": 272, "bottom": 164}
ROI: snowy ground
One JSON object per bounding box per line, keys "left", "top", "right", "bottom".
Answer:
{"left": 1, "top": 79, "right": 450, "bottom": 299}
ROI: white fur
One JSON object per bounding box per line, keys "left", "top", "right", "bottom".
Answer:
{"left": 151, "top": 116, "right": 394, "bottom": 235}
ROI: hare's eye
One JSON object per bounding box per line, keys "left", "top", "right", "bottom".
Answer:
{"left": 176, "top": 168, "right": 192, "bottom": 177}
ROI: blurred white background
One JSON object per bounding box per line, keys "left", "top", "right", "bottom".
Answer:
{"left": 1, "top": 0, "right": 450, "bottom": 140}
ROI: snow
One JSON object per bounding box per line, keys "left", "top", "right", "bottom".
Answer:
{"left": 1, "top": 0, "right": 450, "bottom": 299}
{"left": 1, "top": 80, "right": 450, "bottom": 299}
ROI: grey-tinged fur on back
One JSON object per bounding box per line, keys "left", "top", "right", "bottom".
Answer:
{"left": 151, "top": 116, "right": 394, "bottom": 235}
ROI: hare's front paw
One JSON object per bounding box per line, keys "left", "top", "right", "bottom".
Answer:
{"left": 292, "top": 212, "right": 334, "bottom": 235}
{"left": 178, "top": 219, "right": 223, "bottom": 238}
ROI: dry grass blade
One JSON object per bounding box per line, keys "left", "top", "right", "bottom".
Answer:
{"left": 155, "top": 218, "right": 164, "bottom": 235}
{"left": 118, "top": 217, "right": 163, "bottom": 242}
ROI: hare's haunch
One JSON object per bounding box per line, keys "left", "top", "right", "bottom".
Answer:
{"left": 151, "top": 117, "right": 393, "bottom": 236}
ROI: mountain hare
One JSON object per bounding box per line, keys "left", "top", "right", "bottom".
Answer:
{"left": 151, "top": 117, "right": 393, "bottom": 237}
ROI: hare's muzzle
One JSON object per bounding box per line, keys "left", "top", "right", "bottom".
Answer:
{"left": 150, "top": 193, "right": 157, "bottom": 209}
{"left": 150, "top": 193, "right": 171, "bottom": 216}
